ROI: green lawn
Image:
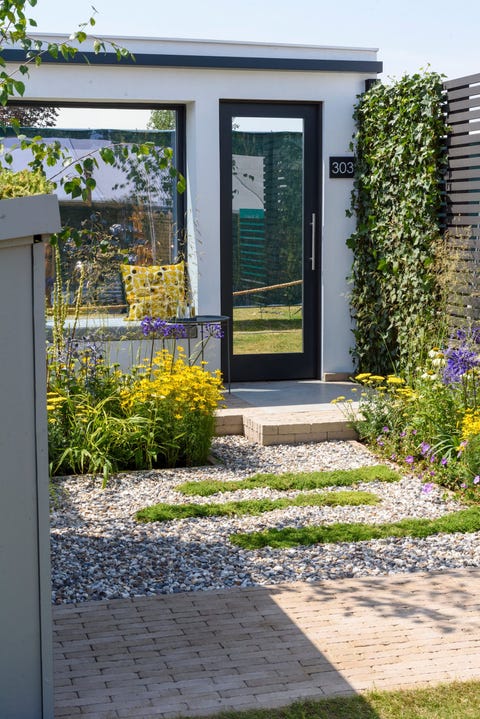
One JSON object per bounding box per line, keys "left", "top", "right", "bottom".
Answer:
{"left": 233, "top": 305, "right": 302, "bottom": 354}
{"left": 179, "top": 680, "right": 480, "bottom": 719}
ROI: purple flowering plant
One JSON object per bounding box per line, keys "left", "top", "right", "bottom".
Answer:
{"left": 349, "top": 324, "right": 480, "bottom": 498}
{"left": 141, "top": 316, "right": 225, "bottom": 371}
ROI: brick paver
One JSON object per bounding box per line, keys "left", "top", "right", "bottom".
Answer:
{"left": 53, "top": 568, "right": 480, "bottom": 718}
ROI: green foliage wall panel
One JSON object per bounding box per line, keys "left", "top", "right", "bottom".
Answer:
{"left": 348, "top": 72, "right": 448, "bottom": 374}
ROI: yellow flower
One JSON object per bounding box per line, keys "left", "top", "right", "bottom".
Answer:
{"left": 386, "top": 375, "right": 405, "bottom": 386}
{"left": 354, "top": 373, "right": 371, "bottom": 381}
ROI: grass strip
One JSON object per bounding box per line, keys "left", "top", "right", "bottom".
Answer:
{"left": 176, "top": 465, "right": 400, "bottom": 497}
{"left": 135, "top": 490, "right": 380, "bottom": 523}
{"left": 182, "top": 679, "right": 480, "bottom": 718}
{"left": 229, "top": 506, "right": 480, "bottom": 549}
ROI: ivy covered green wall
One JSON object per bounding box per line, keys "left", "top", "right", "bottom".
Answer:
{"left": 347, "top": 72, "right": 448, "bottom": 374}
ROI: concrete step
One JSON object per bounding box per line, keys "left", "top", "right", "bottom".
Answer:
{"left": 215, "top": 405, "right": 357, "bottom": 446}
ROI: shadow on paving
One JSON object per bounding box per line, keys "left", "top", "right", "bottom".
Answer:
{"left": 52, "top": 535, "right": 384, "bottom": 718}
{"left": 270, "top": 568, "right": 480, "bottom": 635}
{"left": 52, "top": 530, "right": 480, "bottom": 717}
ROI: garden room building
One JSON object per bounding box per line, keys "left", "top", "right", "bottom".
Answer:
{"left": 4, "top": 35, "right": 382, "bottom": 382}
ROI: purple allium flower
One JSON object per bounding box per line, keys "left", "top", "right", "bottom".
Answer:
{"left": 443, "top": 345, "right": 480, "bottom": 384}
{"left": 420, "top": 442, "right": 431, "bottom": 456}
{"left": 153, "top": 318, "right": 167, "bottom": 333}
{"left": 164, "top": 322, "right": 187, "bottom": 339}
{"left": 205, "top": 322, "right": 224, "bottom": 339}
{"left": 141, "top": 317, "right": 187, "bottom": 339}
{"left": 141, "top": 316, "right": 154, "bottom": 336}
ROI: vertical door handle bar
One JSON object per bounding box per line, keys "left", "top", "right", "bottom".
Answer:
{"left": 310, "top": 212, "right": 316, "bottom": 271}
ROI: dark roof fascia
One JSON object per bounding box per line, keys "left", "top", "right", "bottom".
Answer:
{"left": 3, "top": 48, "right": 382, "bottom": 74}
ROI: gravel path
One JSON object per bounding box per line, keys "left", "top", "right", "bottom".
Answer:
{"left": 50, "top": 436, "right": 480, "bottom": 604}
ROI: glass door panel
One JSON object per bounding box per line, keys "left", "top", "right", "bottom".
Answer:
{"left": 220, "top": 103, "right": 320, "bottom": 381}
{"left": 231, "top": 117, "right": 304, "bottom": 357}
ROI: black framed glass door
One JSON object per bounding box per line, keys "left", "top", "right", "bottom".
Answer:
{"left": 220, "top": 102, "right": 321, "bottom": 381}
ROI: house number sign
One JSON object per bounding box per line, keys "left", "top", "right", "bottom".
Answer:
{"left": 329, "top": 156, "right": 355, "bottom": 178}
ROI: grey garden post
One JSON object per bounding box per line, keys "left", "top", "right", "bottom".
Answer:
{"left": 0, "top": 195, "right": 61, "bottom": 719}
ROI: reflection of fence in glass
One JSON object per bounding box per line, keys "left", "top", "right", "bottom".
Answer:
{"left": 232, "top": 130, "right": 303, "bottom": 307}
{"left": 231, "top": 129, "right": 303, "bottom": 355}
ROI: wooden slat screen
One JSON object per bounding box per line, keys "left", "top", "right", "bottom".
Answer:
{"left": 443, "top": 72, "right": 480, "bottom": 327}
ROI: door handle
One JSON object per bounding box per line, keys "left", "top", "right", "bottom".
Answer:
{"left": 310, "top": 212, "right": 316, "bottom": 271}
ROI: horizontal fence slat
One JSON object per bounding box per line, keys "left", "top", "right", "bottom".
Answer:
{"left": 447, "top": 96, "right": 480, "bottom": 113}
{"left": 448, "top": 294, "right": 480, "bottom": 304}
{"left": 445, "top": 191, "right": 480, "bottom": 202}
{"left": 446, "top": 180, "right": 480, "bottom": 191}
{"left": 447, "top": 119, "right": 480, "bottom": 135}
{"left": 448, "top": 296, "right": 480, "bottom": 305}
{"left": 445, "top": 230, "right": 479, "bottom": 241}
{"left": 450, "top": 234, "right": 480, "bottom": 242}
{"left": 448, "top": 253, "right": 480, "bottom": 262}
{"left": 446, "top": 144, "right": 480, "bottom": 158}
{"left": 444, "top": 72, "right": 480, "bottom": 89}
{"left": 448, "top": 155, "right": 480, "bottom": 169}
{"left": 446, "top": 203, "right": 480, "bottom": 214}
{"left": 446, "top": 216, "right": 480, "bottom": 228}
{"left": 447, "top": 133, "right": 480, "bottom": 148}
{"left": 445, "top": 83, "right": 480, "bottom": 101}
{"left": 446, "top": 166, "right": 480, "bottom": 178}
{"left": 447, "top": 107, "right": 480, "bottom": 123}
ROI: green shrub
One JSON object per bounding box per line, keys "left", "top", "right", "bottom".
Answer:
{"left": 0, "top": 168, "right": 53, "bottom": 198}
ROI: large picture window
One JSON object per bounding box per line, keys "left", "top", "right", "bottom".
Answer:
{"left": 3, "top": 104, "right": 185, "bottom": 321}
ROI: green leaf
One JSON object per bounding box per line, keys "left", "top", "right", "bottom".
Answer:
{"left": 12, "top": 79, "right": 25, "bottom": 96}
{"left": 99, "top": 147, "right": 115, "bottom": 164}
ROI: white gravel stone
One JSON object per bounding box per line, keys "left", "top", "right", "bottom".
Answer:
{"left": 50, "top": 436, "right": 478, "bottom": 604}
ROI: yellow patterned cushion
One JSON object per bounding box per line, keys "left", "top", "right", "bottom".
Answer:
{"left": 120, "top": 262, "right": 185, "bottom": 321}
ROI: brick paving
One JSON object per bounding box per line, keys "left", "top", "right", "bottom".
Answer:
{"left": 53, "top": 568, "right": 480, "bottom": 718}
{"left": 216, "top": 389, "right": 357, "bottom": 445}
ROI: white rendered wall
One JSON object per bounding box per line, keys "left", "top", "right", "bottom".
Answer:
{"left": 12, "top": 37, "right": 379, "bottom": 376}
